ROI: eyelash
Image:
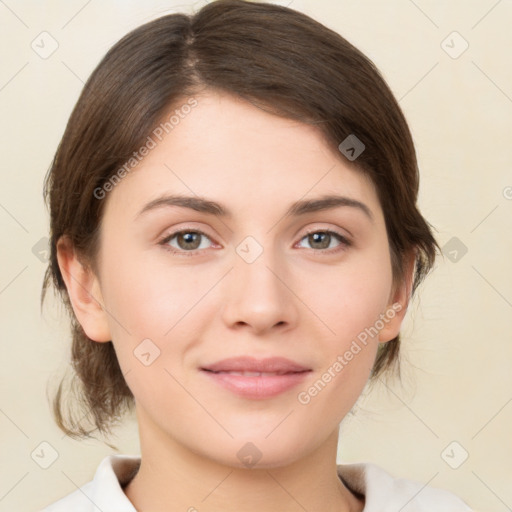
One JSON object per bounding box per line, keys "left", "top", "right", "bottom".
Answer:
{"left": 158, "top": 227, "right": 352, "bottom": 257}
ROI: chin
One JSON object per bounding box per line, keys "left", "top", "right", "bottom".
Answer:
{"left": 207, "top": 435, "right": 310, "bottom": 471}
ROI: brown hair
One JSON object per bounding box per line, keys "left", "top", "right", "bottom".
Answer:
{"left": 42, "top": 0, "right": 439, "bottom": 441}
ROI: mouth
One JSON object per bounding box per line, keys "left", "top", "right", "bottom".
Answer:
{"left": 201, "top": 355, "right": 311, "bottom": 374}
{"left": 202, "top": 370, "right": 308, "bottom": 377}
{"left": 200, "top": 357, "right": 312, "bottom": 399}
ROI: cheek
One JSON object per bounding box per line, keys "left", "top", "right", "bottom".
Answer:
{"left": 98, "top": 243, "right": 215, "bottom": 381}
{"left": 301, "top": 244, "right": 393, "bottom": 400}
{"left": 295, "top": 270, "right": 388, "bottom": 424}
{"left": 99, "top": 243, "right": 197, "bottom": 333}
{"left": 309, "top": 249, "right": 393, "bottom": 346}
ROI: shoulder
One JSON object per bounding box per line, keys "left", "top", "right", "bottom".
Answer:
{"left": 39, "top": 454, "right": 140, "bottom": 512}
{"left": 337, "top": 461, "right": 475, "bottom": 511}
{"left": 38, "top": 481, "right": 94, "bottom": 512}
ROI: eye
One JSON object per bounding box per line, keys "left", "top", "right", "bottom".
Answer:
{"left": 159, "top": 227, "right": 352, "bottom": 257}
{"left": 296, "top": 229, "right": 351, "bottom": 254}
{"left": 159, "top": 229, "right": 215, "bottom": 256}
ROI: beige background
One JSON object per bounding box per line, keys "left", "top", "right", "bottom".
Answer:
{"left": 0, "top": 1, "right": 511, "bottom": 511}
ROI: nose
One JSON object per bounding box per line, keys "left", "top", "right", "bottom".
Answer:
{"left": 221, "top": 245, "right": 299, "bottom": 335}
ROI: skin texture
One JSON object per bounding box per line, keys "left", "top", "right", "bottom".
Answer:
{"left": 57, "top": 90, "right": 414, "bottom": 512}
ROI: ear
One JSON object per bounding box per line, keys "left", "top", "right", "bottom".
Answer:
{"left": 378, "top": 250, "right": 416, "bottom": 343}
{"left": 56, "top": 235, "right": 111, "bottom": 342}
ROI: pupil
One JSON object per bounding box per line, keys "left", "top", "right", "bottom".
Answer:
{"left": 310, "top": 232, "right": 329, "bottom": 249}
{"left": 180, "top": 232, "right": 200, "bottom": 249}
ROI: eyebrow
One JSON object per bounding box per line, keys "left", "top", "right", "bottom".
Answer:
{"left": 136, "top": 194, "right": 374, "bottom": 222}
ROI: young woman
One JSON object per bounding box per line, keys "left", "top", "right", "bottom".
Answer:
{"left": 40, "top": 1, "right": 474, "bottom": 510}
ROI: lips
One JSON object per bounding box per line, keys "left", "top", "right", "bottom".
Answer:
{"left": 200, "top": 356, "right": 311, "bottom": 399}
{"left": 201, "top": 356, "right": 310, "bottom": 374}
{"left": 211, "top": 371, "right": 290, "bottom": 377}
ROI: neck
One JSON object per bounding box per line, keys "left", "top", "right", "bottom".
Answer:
{"left": 123, "top": 407, "right": 364, "bottom": 512}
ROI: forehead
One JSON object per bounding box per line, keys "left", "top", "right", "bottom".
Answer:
{"left": 103, "top": 90, "right": 382, "bottom": 224}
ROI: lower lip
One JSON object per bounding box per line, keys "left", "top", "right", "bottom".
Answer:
{"left": 201, "top": 370, "right": 311, "bottom": 399}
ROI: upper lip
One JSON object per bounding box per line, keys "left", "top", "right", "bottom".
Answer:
{"left": 201, "top": 356, "right": 311, "bottom": 374}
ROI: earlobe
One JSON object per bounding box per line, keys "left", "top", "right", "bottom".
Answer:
{"left": 378, "top": 251, "right": 416, "bottom": 343}
{"left": 56, "top": 236, "right": 111, "bottom": 342}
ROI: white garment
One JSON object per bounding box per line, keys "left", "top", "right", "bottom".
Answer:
{"left": 40, "top": 454, "right": 474, "bottom": 511}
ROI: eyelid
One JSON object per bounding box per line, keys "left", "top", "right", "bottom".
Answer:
{"left": 158, "top": 226, "right": 217, "bottom": 254}
{"left": 295, "top": 227, "right": 352, "bottom": 254}
{"left": 158, "top": 224, "right": 353, "bottom": 256}
{"left": 300, "top": 226, "right": 351, "bottom": 243}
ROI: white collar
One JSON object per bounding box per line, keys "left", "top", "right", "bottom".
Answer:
{"left": 43, "top": 454, "right": 473, "bottom": 511}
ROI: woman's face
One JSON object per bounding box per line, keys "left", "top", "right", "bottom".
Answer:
{"left": 83, "top": 90, "right": 406, "bottom": 467}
